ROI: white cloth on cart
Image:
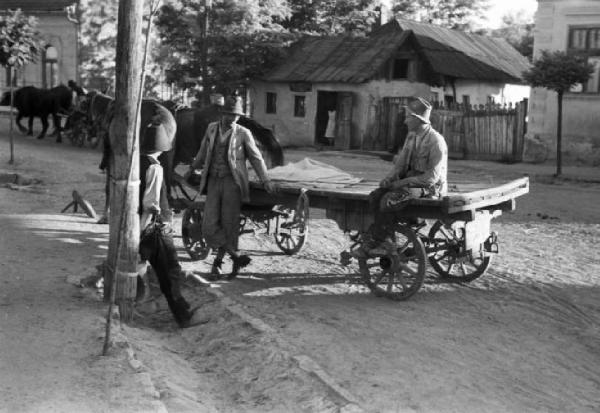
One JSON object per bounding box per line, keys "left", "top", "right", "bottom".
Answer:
{"left": 265, "top": 158, "right": 362, "bottom": 189}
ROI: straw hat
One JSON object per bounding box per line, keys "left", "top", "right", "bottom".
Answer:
{"left": 141, "top": 123, "right": 173, "bottom": 153}
{"left": 404, "top": 97, "right": 432, "bottom": 124}
{"left": 220, "top": 96, "right": 245, "bottom": 116}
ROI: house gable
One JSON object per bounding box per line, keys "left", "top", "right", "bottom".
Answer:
{"left": 263, "top": 30, "right": 414, "bottom": 83}
{"left": 377, "top": 19, "right": 531, "bottom": 84}
{"left": 265, "top": 18, "right": 530, "bottom": 86}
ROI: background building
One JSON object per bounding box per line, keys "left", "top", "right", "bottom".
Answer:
{"left": 250, "top": 18, "right": 530, "bottom": 150}
{"left": 0, "top": 1, "right": 78, "bottom": 92}
{"left": 528, "top": 0, "right": 600, "bottom": 164}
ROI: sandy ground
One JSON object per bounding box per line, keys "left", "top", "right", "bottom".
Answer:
{"left": 0, "top": 119, "right": 599, "bottom": 412}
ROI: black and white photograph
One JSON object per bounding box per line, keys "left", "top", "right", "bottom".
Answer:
{"left": 0, "top": 0, "right": 598, "bottom": 411}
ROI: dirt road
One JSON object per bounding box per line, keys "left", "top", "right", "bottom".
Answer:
{"left": 0, "top": 123, "right": 599, "bottom": 412}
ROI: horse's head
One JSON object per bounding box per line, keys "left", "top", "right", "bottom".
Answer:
{"left": 160, "top": 100, "right": 189, "bottom": 116}
{"left": 76, "top": 90, "right": 113, "bottom": 125}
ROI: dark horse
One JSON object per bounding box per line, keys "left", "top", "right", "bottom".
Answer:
{"left": 167, "top": 102, "right": 284, "bottom": 182}
{"left": 0, "top": 85, "right": 74, "bottom": 142}
{"left": 80, "top": 92, "right": 284, "bottom": 221}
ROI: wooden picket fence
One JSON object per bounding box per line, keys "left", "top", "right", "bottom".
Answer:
{"left": 431, "top": 100, "right": 528, "bottom": 162}
{"left": 368, "top": 98, "right": 528, "bottom": 162}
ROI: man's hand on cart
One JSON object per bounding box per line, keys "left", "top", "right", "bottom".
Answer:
{"left": 264, "top": 180, "right": 277, "bottom": 194}
{"left": 380, "top": 177, "right": 394, "bottom": 189}
{"left": 184, "top": 168, "right": 202, "bottom": 187}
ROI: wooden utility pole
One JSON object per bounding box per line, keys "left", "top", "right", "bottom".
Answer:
{"left": 106, "top": 0, "right": 144, "bottom": 322}
{"left": 200, "top": 0, "right": 211, "bottom": 106}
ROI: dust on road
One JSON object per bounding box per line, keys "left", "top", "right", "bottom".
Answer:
{"left": 1, "top": 127, "right": 599, "bottom": 412}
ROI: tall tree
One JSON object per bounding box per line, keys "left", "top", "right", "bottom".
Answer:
{"left": 522, "top": 50, "right": 594, "bottom": 176}
{"left": 0, "top": 9, "right": 41, "bottom": 164}
{"left": 78, "top": 0, "right": 119, "bottom": 90}
{"left": 155, "top": 0, "right": 295, "bottom": 101}
{"left": 391, "top": 0, "right": 490, "bottom": 30}
{"left": 488, "top": 12, "right": 534, "bottom": 60}
{"left": 284, "top": 0, "right": 379, "bottom": 35}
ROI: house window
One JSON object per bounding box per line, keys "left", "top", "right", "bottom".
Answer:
{"left": 462, "top": 95, "right": 470, "bottom": 107}
{"left": 568, "top": 26, "right": 600, "bottom": 93}
{"left": 585, "top": 57, "right": 600, "bottom": 93}
{"left": 266, "top": 92, "right": 276, "bottom": 114}
{"left": 569, "top": 27, "right": 600, "bottom": 50}
{"left": 392, "top": 59, "right": 410, "bottom": 79}
{"left": 294, "top": 95, "right": 305, "bottom": 117}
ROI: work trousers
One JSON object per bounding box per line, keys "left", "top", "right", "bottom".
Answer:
{"left": 202, "top": 175, "right": 242, "bottom": 252}
{"left": 368, "top": 186, "right": 426, "bottom": 241}
{"left": 139, "top": 222, "right": 191, "bottom": 326}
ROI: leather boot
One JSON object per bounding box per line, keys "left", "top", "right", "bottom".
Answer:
{"left": 206, "top": 257, "right": 223, "bottom": 281}
{"left": 227, "top": 254, "right": 251, "bottom": 280}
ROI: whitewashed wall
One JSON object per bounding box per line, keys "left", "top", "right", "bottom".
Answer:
{"left": 250, "top": 78, "right": 527, "bottom": 148}
{"left": 528, "top": 0, "right": 600, "bottom": 163}
{"left": 0, "top": 14, "right": 77, "bottom": 91}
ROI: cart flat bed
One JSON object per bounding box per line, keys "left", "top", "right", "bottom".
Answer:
{"left": 175, "top": 171, "right": 529, "bottom": 301}
{"left": 249, "top": 176, "right": 529, "bottom": 230}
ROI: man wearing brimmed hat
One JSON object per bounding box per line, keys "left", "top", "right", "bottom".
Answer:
{"left": 188, "top": 96, "right": 276, "bottom": 280}
{"left": 359, "top": 96, "right": 448, "bottom": 254}
{"left": 139, "top": 117, "right": 209, "bottom": 328}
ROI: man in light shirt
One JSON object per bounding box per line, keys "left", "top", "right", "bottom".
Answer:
{"left": 359, "top": 96, "right": 448, "bottom": 254}
{"left": 139, "top": 120, "right": 207, "bottom": 328}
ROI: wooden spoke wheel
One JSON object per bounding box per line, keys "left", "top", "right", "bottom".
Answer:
{"left": 67, "top": 127, "right": 86, "bottom": 147}
{"left": 428, "top": 220, "right": 492, "bottom": 282}
{"left": 358, "top": 225, "right": 426, "bottom": 301}
{"left": 181, "top": 202, "right": 211, "bottom": 261}
{"left": 274, "top": 191, "right": 309, "bottom": 255}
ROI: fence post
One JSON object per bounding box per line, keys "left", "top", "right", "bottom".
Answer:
{"left": 513, "top": 98, "right": 528, "bottom": 162}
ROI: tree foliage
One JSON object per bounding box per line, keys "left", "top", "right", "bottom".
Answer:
{"left": 283, "top": 0, "right": 379, "bottom": 35}
{"left": 154, "top": 0, "right": 381, "bottom": 99}
{"left": 523, "top": 50, "right": 594, "bottom": 93}
{"left": 155, "top": 0, "right": 297, "bottom": 97}
{"left": 390, "top": 0, "right": 489, "bottom": 30}
{"left": 0, "top": 9, "right": 41, "bottom": 68}
{"left": 78, "top": 0, "right": 119, "bottom": 89}
{"left": 487, "top": 12, "right": 534, "bottom": 60}
{"left": 523, "top": 50, "right": 594, "bottom": 176}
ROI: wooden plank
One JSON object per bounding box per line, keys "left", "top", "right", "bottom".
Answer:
{"left": 443, "top": 177, "right": 529, "bottom": 214}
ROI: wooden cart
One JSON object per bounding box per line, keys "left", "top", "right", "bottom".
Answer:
{"left": 176, "top": 173, "right": 529, "bottom": 301}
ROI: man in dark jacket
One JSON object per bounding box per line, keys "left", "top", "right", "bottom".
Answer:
{"left": 187, "top": 96, "right": 275, "bottom": 280}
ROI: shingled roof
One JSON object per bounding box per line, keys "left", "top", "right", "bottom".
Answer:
{"left": 1, "top": 0, "right": 75, "bottom": 12}
{"left": 389, "top": 19, "right": 530, "bottom": 83}
{"left": 263, "top": 18, "right": 530, "bottom": 84}
{"left": 265, "top": 30, "right": 413, "bottom": 83}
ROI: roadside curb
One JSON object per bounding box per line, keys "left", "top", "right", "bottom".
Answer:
{"left": 108, "top": 308, "right": 170, "bottom": 413}
{"left": 208, "top": 287, "right": 365, "bottom": 413}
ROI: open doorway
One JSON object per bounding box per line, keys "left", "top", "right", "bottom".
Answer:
{"left": 315, "top": 91, "right": 338, "bottom": 147}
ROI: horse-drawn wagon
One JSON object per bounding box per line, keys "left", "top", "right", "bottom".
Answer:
{"left": 174, "top": 167, "right": 529, "bottom": 301}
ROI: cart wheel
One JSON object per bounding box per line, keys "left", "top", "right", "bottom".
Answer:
{"left": 358, "top": 225, "right": 426, "bottom": 301}
{"left": 88, "top": 134, "right": 100, "bottom": 149}
{"left": 67, "top": 129, "right": 83, "bottom": 147}
{"left": 274, "top": 191, "right": 309, "bottom": 255}
{"left": 181, "top": 203, "right": 211, "bottom": 261}
{"left": 428, "top": 220, "right": 492, "bottom": 282}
